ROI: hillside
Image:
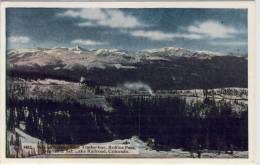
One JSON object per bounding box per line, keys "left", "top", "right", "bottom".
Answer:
{"left": 8, "top": 47, "right": 247, "bottom": 90}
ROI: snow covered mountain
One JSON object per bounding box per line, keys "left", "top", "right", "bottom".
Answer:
{"left": 8, "top": 46, "right": 247, "bottom": 90}
{"left": 8, "top": 46, "right": 241, "bottom": 70}
{"left": 8, "top": 46, "right": 138, "bottom": 70}
{"left": 142, "top": 47, "right": 224, "bottom": 56}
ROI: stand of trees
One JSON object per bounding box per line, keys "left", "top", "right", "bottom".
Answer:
{"left": 7, "top": 98, "right": 113, "bottom": 144}
{"left": 106, "top": 96, "right": 247, "bottom": 151}
{"left": 7, "top": 96, "right": 248, "bottom": 151}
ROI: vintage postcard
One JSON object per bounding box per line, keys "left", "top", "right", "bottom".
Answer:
{"left": 0, "top": 1, "right": 256, "bottom": 163}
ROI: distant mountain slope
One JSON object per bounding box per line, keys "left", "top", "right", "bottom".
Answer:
{"left": 7, "top": 47, "right": 248, "bottom": 90}
{"left": 141, "top": 47, "right": 224, "bottom": 59}
{"left": 8, "top": 47, "right": 137, "bottom": 70}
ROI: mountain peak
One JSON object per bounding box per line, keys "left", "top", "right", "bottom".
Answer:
{"left": 142, "top": 46, "right": 224, "bottom": 58}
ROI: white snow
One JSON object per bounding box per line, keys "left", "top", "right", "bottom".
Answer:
{"left": 14, "top": 128, "right": 40, "bottom": 143}
{"left": 142, "top": 47, "right": 225, "bottom": 57}
{"left": 8, "top": 46, "right": 241, "bottom": 71}
{"left": 50, "top": 136, "right": 248, "bottom": 158}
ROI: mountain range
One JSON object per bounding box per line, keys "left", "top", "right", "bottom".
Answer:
{"left": 8, "top": 46, "right": 248, "bottom": 90}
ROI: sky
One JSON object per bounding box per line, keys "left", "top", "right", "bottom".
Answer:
{"left": 6, "top": 8, "right": 248, "bottom": 54}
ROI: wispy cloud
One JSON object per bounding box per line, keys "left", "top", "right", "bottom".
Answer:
{"left": 186, "top": 20, "right": 239, "bottom": 39}
{"left": 71, "top": 39, "right": 108, "bottom": 46}
{"left": 127, "top": 20, "right": 242, "bottom": 42}
{"left": 58, "top": 10, "right": 246, "bottom": 51}
{"left": 78, "top": 22, "right": 96, "bottom": 27}
{"left": 127, "top": 30, "right": 203, "bottom": 41}
{"left": 58, "top": 9, "right": 143, "bottom": 29}
{"left": 8, "top": 36, "right": 30, "bottom": 44}
{"left": 209, "top": 40, "right": 247, "bottom": 46}
{"left": 58, "top": 9, "right": 242, "bottom": 43}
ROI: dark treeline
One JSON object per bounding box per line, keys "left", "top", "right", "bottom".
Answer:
{"left": 8, "top": 68, "right": 79, "bottom": 83}
{"left": 106, "top": 96, "right": 248, "bottom": 151}
{"left": 8, "top": 56, "right": 247, "bottom": 90}
{"left": 7, "top": 96, "right": 248, "bottom": 151}
{"left": 7, "top": 98, "right": 113, "bottom": 144}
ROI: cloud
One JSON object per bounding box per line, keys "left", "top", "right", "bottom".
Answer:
{"left": 128, "top": 20, "right": 242, "bottom": 41}
{"left": 128, "top": 30, "right": 203, "bottom": 41}
{"left": 58, "top": 8, "right": 107, "bottom": 20}
{"left": 8, "top": 36, "right": 30, "bottom": 44}
{"left": 59, "top": 10, "right": 243, "bottom": 45}
{"left": 186, "top": 20, "right": 239, "bottom": 39}
{"left": 78, "top": 22, "right": 96, "bottom": 27}
{"left": 58, "top": 9, "right": 143, "bottom": 29}
{"left": 209, "top": 40, "right": 247, "bottom": 46}
{"left": 71, "top": 39, "right": 107, "bottom": 46}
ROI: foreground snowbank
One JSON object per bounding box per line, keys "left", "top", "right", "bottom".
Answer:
{"left": 44, "top": 136, "right": 248, "bottom": 158}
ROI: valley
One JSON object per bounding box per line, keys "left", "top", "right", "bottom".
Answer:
{"left": 6, "top": 46, "right": 248, "bottom": 158}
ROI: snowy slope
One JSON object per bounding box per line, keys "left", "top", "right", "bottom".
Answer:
{"left": 9, "top": 47, "right": 138, "bottom": 70}
{"left": 50, "top": 136, "right": 248, "bottom": 158}
{"left": 141, "top": 47, "right": 225, "bottom": 60}
{"left": 8, "top": 46, "right": 236, "bottom": 71}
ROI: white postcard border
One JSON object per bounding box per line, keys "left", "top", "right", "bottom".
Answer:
{"left": 0, "top": 1, "right": 256, "bottom": 164}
